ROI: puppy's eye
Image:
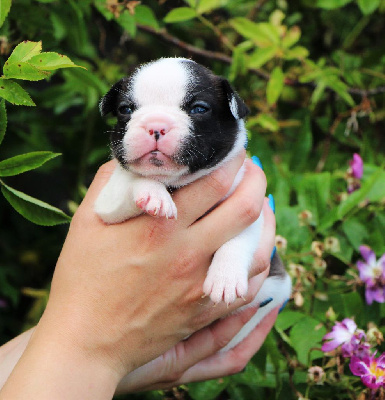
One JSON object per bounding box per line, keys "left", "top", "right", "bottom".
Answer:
{"left": 118, "top": 105, "right": 133, "bottom": 116}
{"left": 190, "top": 103, "right": 210, "bottom": 115}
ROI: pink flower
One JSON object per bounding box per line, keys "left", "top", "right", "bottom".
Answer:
{"left": 347, "top": 153, "right": 363, "bottom": 193}
{"left": 349, "top": 153, "right": 363, "bottom": 179}
{"left": 350, "top": 353, "right": 385, "bottom": 389}
{"left": 357, "top": 246, "right": 385, "bottom": 305}
{"left": 322, "top": 318, "right": 364, "bottom": 354}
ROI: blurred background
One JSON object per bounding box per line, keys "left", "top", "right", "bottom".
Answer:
{"left": 1, "top": 0, "right": 385, "bottom": 399}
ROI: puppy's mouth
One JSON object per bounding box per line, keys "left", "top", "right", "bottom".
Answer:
{"left": 135, "top": 150, "right": 172, "bottom": 167}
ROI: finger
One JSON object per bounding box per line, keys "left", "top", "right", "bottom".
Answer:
{"left": 189, "top": 159, "right": 267, "bottom": 253}
{"left": 175, "top": 308, "right": 279, "bottom": 385}
{"left": 172, "top": 150, "right": 246, "bottom": 226}
{"left": 249, "top": 197, "right": 276, "bottom": 277}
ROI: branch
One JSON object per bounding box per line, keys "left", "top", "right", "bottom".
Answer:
{"left": 137, "top": 25, "right": 385, "bottom": 97}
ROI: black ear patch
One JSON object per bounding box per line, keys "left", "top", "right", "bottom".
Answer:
{"left": 221, "top": 78, "right": 249, "bottom": 120}
{"left": 99, "top": 78, "right": 130, "bottom": 116}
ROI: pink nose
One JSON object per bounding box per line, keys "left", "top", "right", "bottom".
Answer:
{"left": 145, "top": 121, "right": 171, "bottom": 138}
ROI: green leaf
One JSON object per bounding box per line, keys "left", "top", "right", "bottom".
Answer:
{"left": 284, "top": 46, "right": 309, "bottom": 60}
{"left": 1, "top": 183, "right": 71, "bottom": 226}
{"left": 316, "top": 0, "right": 354, "bottom": 9}
{"left": 297, "top": 172, "right": 331, "bottom": 225}
{"left": 196, "top": 0, "right": 228, "bottom": 14}
{"left": 275, "top": 310, "right": 306, "bottom": 331}
{"left": 0, "top": 152, "right": 60, "bottom": 177}
{"left": 6, "top": 41, "right": 42, "bottom": 63}
{"left": 230, "top": 18, "right": 280, "bottom": 47}
{"left": 267, "top": 66, "right": 284, "bottom": 105}
{"left": 27, "top": 52, "right": 81, "bottom": 71}
{"left": 3, "top": 61, "right": 52, "bottom": 81}
{"left": 134, "top": 5, "right": 159, "bottom": 30}
{"left": 164, "top": 7, "right": 197, "bottom": 23}
{"left": 342, "top": 218, "right": 368, "bottom": 250}
{"left": 248, "top": 46, "right": 277, "bottom": 69}
{"left": 251, "top": 114, "right": 279, "bottom": 132}
{"left": 117, "top": 10, "right": 136, "bottom": 37}
{"left": 290, "top": 316, "right": 326, "bottom": 365}
{"left": 0, "top": 78, "right": 35, "bottom": 106}
{"left": 0, "top": 0, "right": 11, "bottom": 28}
{"left": 188, "top": 378, "right": 229, "bottom": 400}
{"left": 290, "top": 113, "right": 313, "bottom": 171}
{"left": 282, "top": 26, "right": 301, "bottom": 49}
{"left": 357, "top": 0, "right": 380, "bottom": 14}
{"left": 0, "top": 99, "right": 6, "bottom": 146}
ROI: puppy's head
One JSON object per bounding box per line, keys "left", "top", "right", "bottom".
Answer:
{"left": 100, "top": 58, "right": 249, "bottom": 185}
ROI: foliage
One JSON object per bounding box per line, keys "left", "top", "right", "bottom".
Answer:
{"left": 1, "top": 0, "right": 385, "bottom": 399}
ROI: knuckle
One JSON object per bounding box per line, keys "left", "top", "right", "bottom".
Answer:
{"left": 226, "top": 355, "right": 249, "bottom": 375}
{"left": 238, "top": 195, "right": 261, "bottom": 223}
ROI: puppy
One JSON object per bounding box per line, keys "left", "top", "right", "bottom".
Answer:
{"left": 95, "top": 58, "right": 291, "bottom": 351}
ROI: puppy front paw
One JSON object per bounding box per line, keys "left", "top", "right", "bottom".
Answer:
{"left": 203, "top": 266, "right": 248, "bottom": 305}
{"left": 134, "top": 186, "right": 177, "bottom": 219}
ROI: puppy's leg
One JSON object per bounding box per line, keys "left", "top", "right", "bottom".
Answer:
{"left": 95, "top": 165, "right": 141, "bottom": 224}
{"left": 220, "top": 269, "right": 291, "bottom": 352}
{"left": 203, "top": 213, "right": 264, "bottom": 304}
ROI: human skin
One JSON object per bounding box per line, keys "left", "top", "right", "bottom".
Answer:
{"left": 0, "top": 151, "right": 276, "bottom": 399}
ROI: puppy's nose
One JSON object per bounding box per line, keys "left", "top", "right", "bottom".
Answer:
{"left": 146, "top": 121, "right": 171, "bottom": 140}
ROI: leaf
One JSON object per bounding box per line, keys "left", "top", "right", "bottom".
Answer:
{"left": 0, "top": 0, "right": 11, "bottom": 28}
{"left": 3, "top": 61, "right": 52, "bottom": 81}
{"left": 0, "top": 152, "right": 61, "bottom": 177}
{"left": 253, "top": 114, "right": 279, "bottom": 132}
{"left": 248, "top": 46, "right": 277, "bottom": 69}
{"left": 316, "top": 0, "right": 354, "bottom": 9}
{"left": 357, "top": 0, "right": 380, "bottom": 14}
{"left": 197, "top": 0, "right": 228, "bottom": 14}
{"left": 275, "top": 310, "right": 306, "bottom": 331}
{"left": 296, "top": 172, "right": 331, "bottom": 225}
{"left": 0, "top": 99, "right": 6, "bottom": 146}
{"left": 282, "top": 26, "right": 301, "bottom": 49}
{"left": 28, "top": 52, "right": 81, "bottom": 71}
{"left": 267, "top": 66, "right": 284, "bottom": 105}
{"left": 230, "top": 18, "right": 280, "bottom": 47}
{"left": 1, "top": 183, "right": 71, "bottom": 226}
{"left": 164, "top": 7, "right": 197, "bottom": 23}
{"left": 289, "top": 113, "right": 313, "bottom": 171}
{"left": 188, "top": 378, "right": 229, "bottom": 400}
{"left": 6, "top": 41, "right": 42, "bottom": 63}
{"left": 117, "top": 10, "right": 136, "bottom": 37}
{"left": 290, "top": 316, "right": 326, "bottom": 365}
{"left": 0, "top": 78, "right": 35, "bottom": 106}
{"left": 284, "top": 46, "right": 309, "bottom": 60}
{"left": 134, "top": 5, "right": 159, "bottom": 30}
{"left": 342, "top": 218, "right": 368, "bottom": 250}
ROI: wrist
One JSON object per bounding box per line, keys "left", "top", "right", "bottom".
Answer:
{"left": 0, "top": 316, "right": 122, "bottom": 400}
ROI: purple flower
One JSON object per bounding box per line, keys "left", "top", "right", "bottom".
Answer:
{"left": 0, "top": 298, "right": 7, "bottom": 308}
{"left": 357, "top": 246, "right": 385, "bottom": 305}
{"left": 350, "top": 353, "right": 385, "bottom": 389}
{"left": 347, "top": 153, "right": 363, "bottom": 193}
{"left": 349, "top": 153, "right": 363, "bottom": 179}
{"left": 322, "top": 318, "right": 363, "bottom": 354}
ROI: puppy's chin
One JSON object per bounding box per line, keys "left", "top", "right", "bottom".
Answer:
{"left": 126, "top": 151, "right": 189, "bottom": 183}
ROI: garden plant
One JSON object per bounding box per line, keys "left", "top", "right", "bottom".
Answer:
{"left": 0, "top": 0, "right": 385, "bottom": 399}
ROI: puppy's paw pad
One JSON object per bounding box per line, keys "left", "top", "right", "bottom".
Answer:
{"left": 203, "top": 272, "right": 248, "bottom": 305}
{"left": 135, "top": 190, "right": 177, "bottom": 219}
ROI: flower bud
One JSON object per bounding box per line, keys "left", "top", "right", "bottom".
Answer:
{"left": 324, "top": 237, "right": 340, "bottom": 253}
{"left": 307, "top": 366, "right": 325, "bottom": 385}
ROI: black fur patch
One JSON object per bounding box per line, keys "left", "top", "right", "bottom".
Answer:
{"left": 100, "top": 59, "right": 249, "bottom": 174}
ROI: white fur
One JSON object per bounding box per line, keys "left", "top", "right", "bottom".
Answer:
{"left": 95, "top": 58, "right": 291, "bottom": 350}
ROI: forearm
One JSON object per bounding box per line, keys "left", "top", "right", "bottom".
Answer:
{"left": 0, "top": 329, "right": 33, "bottom": 390}
{"left": 0, "top": 319, "right": 121, "bottom": 400}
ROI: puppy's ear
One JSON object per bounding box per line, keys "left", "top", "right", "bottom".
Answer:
{"left": 220, "top": 78, "right": 249, "bottom": 120}
{"left": 99, "top": 78, "right": 129, "bottom": 117}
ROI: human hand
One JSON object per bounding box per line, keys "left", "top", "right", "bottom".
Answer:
{"left": 116, "top": 307, "right": 279, "bottom": 393}
{"left": 1, "top": 150, "right": 274, "bottom": 399}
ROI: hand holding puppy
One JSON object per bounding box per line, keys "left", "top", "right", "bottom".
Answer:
{"left": 0, "top": 153, "right": 275, "bottom": 400}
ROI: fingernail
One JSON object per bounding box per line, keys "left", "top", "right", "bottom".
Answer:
{"left": 270, "top": 246, "right": 277, "bottom": 261}
{"left": 268, "top": 194, "right": 275, "bottom": 214}
{"left": 251, "top": 155, "right": 263, "bottom": 170}
{"left": 259, "top": 297, "right": 273, "bottom": 308}
{"left": 244, "top": 137, "right": 248, "bottom": 149}
{"left": 279, "top": 299, "right": 289, "bottom": 313}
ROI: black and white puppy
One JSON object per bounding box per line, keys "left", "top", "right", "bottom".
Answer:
{"left": 94, "top": 58, "right": 291, "bottom": 351}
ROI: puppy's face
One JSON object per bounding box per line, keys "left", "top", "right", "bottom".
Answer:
{"left": 100, "top": 58, "right": 248, "bottom": 184}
